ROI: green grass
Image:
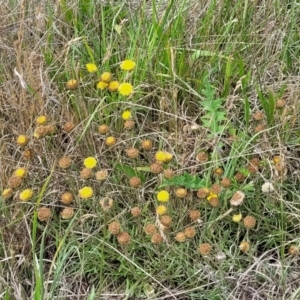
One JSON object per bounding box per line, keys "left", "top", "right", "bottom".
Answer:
{"left": 1, "top": 0, "right": 300, "bottom": 299}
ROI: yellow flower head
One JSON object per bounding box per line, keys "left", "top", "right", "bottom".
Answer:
{"left": 100, "top": 72, "right": 112, "bottom": 83}
{"left": 157, "top": 190, "right": 170, "bottom": 202}
{"left": 83, "top": 157, "right": 97, "bottom": 169}
{"left": 96, "top": 81, "right": 108, "bottom": 90}
{"left": 118, "top": 83, "right": 133, "bottom": 96}
{"left": 19, "top": 188, "right": 33, "bottom": 202}
{"left": 207, "top": 192, "right": 218, "bottom": 201}
{"left": 2, "top": 188, "right": 13, "bottom": 199}
{"left": 156, "top": 205, "right": 167, "bottom": 216}
{"left": 155, "top": 151, "right": 172, "bottom": 163}
{"left": 36, "top": 115, "right": 47, "bottom": 125}
{"left": 232, "top": 213, "right": 242, "bottom": 223}
{"left": 108, "top": 80, "right": 120, "bottom": 92}
{"left": 66, "top": 79, "right": 78, "bottom": 90}
{"left": 120, "top": 60, "right": 136, "bottom": 71}
{"left": 17, "top": 135, "right": 29, "bottom": 146}
{"left": 79, "top": 186, "right": 94, "bottom": 199}
{"left": 14, "top": 167, "right": 27, "bottom": 178}
{"left": 86, "top": 63, "right": 98, "bottom": 73}
{"left": 122, "top": 110, "right": 131, "bottom": 120}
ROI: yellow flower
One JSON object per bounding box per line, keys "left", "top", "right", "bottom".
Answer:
{"left": 2, "top": 188, "right": 13, "bottom": 199}
{"left": 155, "top": 151, "right": 173, "bottom": 163}
{"left": 19, "top": 188, "right": 33, "bottom": 201}
{"left": 66, "top": 79, "right": 78, "bottom": 90}
{"left": 79, "top": 186, "right": 94, "bottom": 199}
{"left": 207, "top": 192, "right": 218, "bottom": 201}
{"left": 122, "top": 110, "right": 131, "bottom": 120}
{"left": 83, "top": 157, "right": 97, "bottom": 169}
{"left": 17, "top": 135, "right": 29, "bottom": 146}
{"left": 100, "top": 72, "right": 112, "bottom": 83}
{"left": 120, "top": 59, "right": 136, "bottom": 71}
{"left": 155, "top": 151, "right": 167, "bottom": 163}
{"left": 118, "top": 83, "right": 133, "bottom": 96}
{"left": 156, "top": 205, "right": 167, "bottom": 216}
{"left": 36, "top": 115, "right": 47, "bottom": 125}
{"left": 108, "top": 81, "right": 120, "bottom": 92}
{"left": 86, "top": 63, "right": 98, "bottom": 73}
{"left": 232, "top": 213, "right": 242, "bottom": 223}
{"left": 157, "top": 190, "right": 170, "bottom": 202}
{"left": 96, "top": 81, "right": 108, "bottom": 90}
{"left": 14, "top": 168, "right": 27, "bottom": 178}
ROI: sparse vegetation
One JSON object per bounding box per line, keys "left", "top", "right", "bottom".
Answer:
{"left": 1, "top": 0, "right": 300, "bottom": 299}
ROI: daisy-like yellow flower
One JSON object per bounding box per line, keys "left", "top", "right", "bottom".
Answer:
{"left": 17, "top": 135, "right": 29, "bottom": 146}
{"left": 232, "top": 213, "right": 242, "bottom": 223}
{"left": 83, "top": 157, "right": 97, "bottom": 169}
{"left": 157, "top": 190, "right": 170, "bottom": 202}
{"left": 118, "top": 83, "right": 133, "bottom": 96}
{"left": 155, "top": 151, "right": 172, "bottom": 163}
{"left": 2, "top": 188, "right": 13, "bottom": 199}
{"left": 120, "top": 60, "right": 136, "bottom": 71}
{"left": 14, "top": 167, "right": 27, "bottom": 178}
{"left": 108, "top": 80, "right": 120, "bottom": 92}
{"left": 164, "top": 152, "right": 173, "bottom": 163}
{"left": 96, "top": 81, "right": 108, "bottom": 90}
{"left": 86, "top": 63, "right": 98, "bottom": 73}
{"left": 66, "top": 79, "right": 78, "bottom": 90}
{"left": 121, "top": 110, "right": 131, "bottom": 120}
{"left": 156, "top": 205, "right": 167, "bottom": 216}
{"left": 36, "top": 115, "right": 47, "bottom": 125}
{"left": 19, "top": 188, "right": 33, "bottom": 202}
{"left": 79, "top": 186, "right": 94, "bottom": 199}
{"left": 100, "top": 72, "right": 112, "bottom": 83}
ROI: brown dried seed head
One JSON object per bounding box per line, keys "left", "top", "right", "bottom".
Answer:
{"left": 209, "top": 197, "right": 220, "bottom": 207}
{"left": 95, "top": 170, "right": 108, "bottom": 181}
{"left": 189, "top": 210, "right": 201, "bottom": 221}
{"left": 126, "top": 148, "right": 139, "bottom": 158}
{"left": 198, "top": 243, "right": 211, "bottom": 256}
{"left": 184, "top": 227, "right": 196, "bottom": 238}
{"left": 22, "top": 149, "right": 34, "bottom": 160}
{"left": 175, "top": 188, "right": 187, "bottom": 198}
{"left": 63, "top": 122, "right": 75, "bottom": 133}
{"left": 252, "top": 110, "right": 264, "bottom": 121}
{"left": 37, "top": 207, "right": 52, "bottom": 221}
{"left": 61, "top": 192, "right": 73, "bottom": 205}
{"left": 131, "top": 207, "right": 141, "bottom": 217}
{"left": 141, "top": 139, "right": 153, "bottom": 151}
{"left": 80, "top": 168, "right": 93, "bottom": 179}
{"left": 98, "top": 124, "right": 109, "bottom": 135}
{"left": 254, "top": 124, "right": 265, "bottom": 133}
{"left": 243, "top": 216, "right": 256, "bottom": 229}
{"left": 230, "top": 191, "right": 245, "bottom": 206}
{"left": 196, "top": 151, "right": 209, "bottom": 163}
{"left": 160, "top": 215, "right": 172, "bottom": 227}
{"left": 124, "top": 120, "right": 135, "bottom": 130}
{"left": 248, "top": 162, "right": 259, "bottom": 174}
{"left": 234, "top": 172, "right": 245, "bottom": 183}
{"left": 34, "top": 126, "right": 48, "bottom": 139}
{"left": 117, "top": 232, "right": 131, "bottom": 245}
{"left": 221, "top": 177, "right": 232, "bottom": 188}
{"left": 150, "top": 162, "right": 163, "bottom": 174}
{"left": 8, "top": 176, "right": 22, "bottom": 189}
{"left": 163, "top": 168, "right": 174, "bottom": 179}
{"left": 288, "top": 245, "right": 299, "bottom": 256}
{"left": 144, "top": 224, "right": 156, "bottom": 236}
{"left": 151, "top": 233, "right": 163, "bottom": 244}
{"left": 45, "top": 124, "right": 56, "bottom": 135}
{"left": 251, "top": 157, "right": 260, "bottom": 166}
{"left": 175, "top": 232, "right": 186, "bottom": 243}
{"left": 276, "top": 99, "right": 286, "bottom": 108}
{"left": 129, "top": 177, "right": 141, "bottom": 188}
{"left": 108, "top": 221, "right": 121, "bottom": 235}
{"left": 197, "top": 187, "right": 210, "bottom": 199}
{"left": 210, "top": 183, "right": 222, "bottom": 195}
{"left": 59, "top": 156, "right": 72, "bottom": 169}
{"left": 61, "top": 207, "right": 74, "bottom": 219}
{"left": 239, "top": 241, "right": 250, "bottom": 253}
